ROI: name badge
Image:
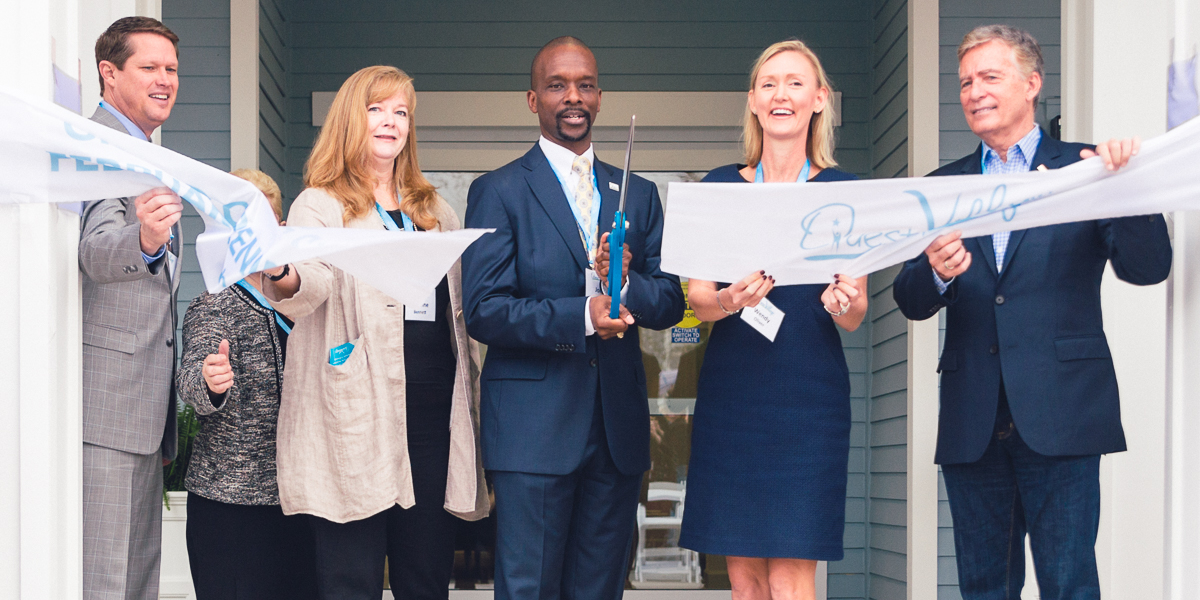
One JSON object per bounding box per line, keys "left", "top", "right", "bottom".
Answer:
{"left": 329, "top": 341, "right": 355, "bottom": 366}
{"left": 741, "top": 297, "right": 784, "bottom": 342}
{"left": 405, "top": 291, "right": 437, "bottom": 322}
{"left": 585, "top": 268, "right": 602, "bottom": 298}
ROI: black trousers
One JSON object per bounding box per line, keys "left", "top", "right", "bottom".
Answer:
{"left": 309, "top": 382, "right": 459, "bottom": 600}
{"left": 185, "top": 493, "right": 317, "bottom": 600}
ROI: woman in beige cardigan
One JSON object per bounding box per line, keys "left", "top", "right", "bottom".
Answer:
{"left": 263, "top": 65, "right": 487, "bottom": 600}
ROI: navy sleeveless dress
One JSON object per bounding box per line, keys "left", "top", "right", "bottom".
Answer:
{"left": 679, "top": 164, "right": 856, "bottom": 560}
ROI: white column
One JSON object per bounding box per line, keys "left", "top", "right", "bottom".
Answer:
{"left": 906, "top": 1, "right": 940, "bottom": 599}
{"left": 1165, "top": 1, "right": 1200, "bottom": 598}
{"left": 230, "top": 0, "right": 258, "bottom": 170}
{"left": 1062, "top": 1, "right": 1172, "bottom": 599}
{"left": 0, "top": 0, "right": 84, "bottom": 597}
{"left": 0, "top": 1, "right": 161, "bottom": 598}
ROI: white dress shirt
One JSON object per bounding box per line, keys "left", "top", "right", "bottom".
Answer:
{"left": 538, "top": 137, "right": 628, "bottom": 336}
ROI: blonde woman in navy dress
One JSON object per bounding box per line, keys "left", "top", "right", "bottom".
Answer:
{"left": 679, "top": 40, "right": 868, "bottom": 600}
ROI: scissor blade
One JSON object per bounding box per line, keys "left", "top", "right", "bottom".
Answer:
{"left": 617, "top": 115, "right": 635, "bottom": 214}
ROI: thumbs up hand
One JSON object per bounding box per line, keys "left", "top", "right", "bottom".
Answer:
{"left": 202, "top": 339, "right": 234, "bottom": 394}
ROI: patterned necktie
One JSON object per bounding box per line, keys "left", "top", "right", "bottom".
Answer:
{"left": 571, "top": 155, "right": 597, "bottom": 261}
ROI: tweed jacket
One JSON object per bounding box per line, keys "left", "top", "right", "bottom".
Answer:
{"left": 178, "top": 283, "right": 291, "bottom": 505}
{"left": 268, "top": 187, "right": 488, "bottom": 523}
{"left": 79, "top": 106, "right": 180, "bottom": 460}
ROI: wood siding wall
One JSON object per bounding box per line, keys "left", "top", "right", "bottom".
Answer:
{"left": 867, "top": 264, "right": 910, "bottom": 600}
{"left": 865, "top": 1, "right": 910, "bottom": 599}
{"left": 155, "top": 4, "right": 932, "bottom": 598}
{"left": 260, "top": 0, "right": 289, "bottom": 185}
{"left": 280, "top": 0, "right": 875, "bottom": 202}
{"left": 833, "top": 323, "right": 871, "bottom": 599}
{"left": 162, "top": 0, "right": 231, "bottom": 345}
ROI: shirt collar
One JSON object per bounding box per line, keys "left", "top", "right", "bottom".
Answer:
{"left": 981, "top": 125, "right": 1041, "bottom": 169}
{"left": 98, "top": 100, "right": 149, "bottom": 141}
{"left": 538, "top": 136, "right": 594, "bottom": 177}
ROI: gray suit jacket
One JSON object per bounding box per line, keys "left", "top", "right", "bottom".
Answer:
{"left": 79, "top": 107, "right": 180, "bottom": 460}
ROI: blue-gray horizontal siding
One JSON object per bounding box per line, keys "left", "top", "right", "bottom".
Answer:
{"left": 162, "top": 0, "right": 231, "bottom": 347}
{"left": 868, "top": 264, "right": 908, "bottom": 600}
{"left": 282, "top": 0, "right": 874, "bottom": 202}
{"left": 153, "top": 5, "right": 921, "bottom": 597}
{"left": 831, "top": 322, "right": 870, "bottom": 599}
{"left": 260, "top": 0, "right": 288, "bottom": 187}
{"left": 870, "top": 0, "right": 908, "bottom": 180}
{"left": 864, "top": 1, "right": 909, "bottom": 598}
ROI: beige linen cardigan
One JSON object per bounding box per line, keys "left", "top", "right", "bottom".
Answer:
{"left": 269, "top": 187, "right": 488, "bottom": 523}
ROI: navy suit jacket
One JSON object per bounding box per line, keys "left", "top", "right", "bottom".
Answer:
{"left": 893, "top": 130, "right": 1173, "bottom": 465}
{"left": 462, "top": 144, "right": 685, "bottom": 476}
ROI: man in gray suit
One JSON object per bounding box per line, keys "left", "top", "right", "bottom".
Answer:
{"left": 80, "top": 17, "right": 184, "bottom": 600}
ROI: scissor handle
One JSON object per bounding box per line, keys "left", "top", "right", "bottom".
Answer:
{"left": 608, "top": 213, "right": 626, "bottom": 319}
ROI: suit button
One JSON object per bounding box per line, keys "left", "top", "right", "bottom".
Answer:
{"left": 166, "top": 338, "right": 173, "bottom": 347}
{"left": 995, "top": 295, "right": 1005, "bottom": 305}
{"left": 990, "top": 345, "right": 998, "bottom": 354}
{"left": 589, "top": 358, "right": 598, "bottom": 367}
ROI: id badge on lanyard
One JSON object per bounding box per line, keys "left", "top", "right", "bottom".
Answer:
{"left": 741, "top": 160, "right": 810, "bottom": 341}
{"left": 376, "top": 203, "right": 435, "bottom": 321}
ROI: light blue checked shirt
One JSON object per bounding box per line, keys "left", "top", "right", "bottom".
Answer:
{"left": 934, "top": 125, "right": 1042, "bottom": 294}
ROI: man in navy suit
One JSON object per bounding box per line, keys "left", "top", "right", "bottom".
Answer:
{"left": 893, "top": 25, "right": 1171, "bottom": 600}
{"left": 462, "top": 37, "right": 684, "bottom": 600}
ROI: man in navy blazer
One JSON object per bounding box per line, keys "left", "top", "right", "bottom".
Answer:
{"left": 462, "top": 37, "right": 684, "bottom": 600}
{"left": 893, "top": 25, "right": 1171, "bottom": 599}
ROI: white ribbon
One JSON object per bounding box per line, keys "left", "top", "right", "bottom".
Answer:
{"left": 0, "top": 87, "right": 490, "bottom": 307}
{"left": 662, "top": 116, "right": 1200, "bottom": 285}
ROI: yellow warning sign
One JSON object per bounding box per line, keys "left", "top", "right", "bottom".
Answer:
{"left": 674, "top": 280, "right": 702, "bottom": 329}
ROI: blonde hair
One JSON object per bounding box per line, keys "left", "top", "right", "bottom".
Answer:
{"left": 742, "top": 39, "right": 837, "bottom": 170}
{"left": 230, "top": 168, "right": 283, "bottom": 221}
{"left": 304, "top": 65, "right": 439, "bottom": 229}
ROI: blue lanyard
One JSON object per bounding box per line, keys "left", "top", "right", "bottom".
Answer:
{"left": 547, "top": 158, "right": 602, "bottom": 263}
{"left": 375, "top": 202, "right": 415, "bottom": 232}
{"left": 236, "top": 280, "right": 292, "bottom": 334}
{"left": 755, "top": 159, "right": 810, "bottom": 183}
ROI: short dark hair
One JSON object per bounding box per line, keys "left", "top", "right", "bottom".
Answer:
{"left": 530, "top": 36, "right": 592, "bottom": 89}
{"left": 95, "top": 16, "right": 179, "bottom": 95}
